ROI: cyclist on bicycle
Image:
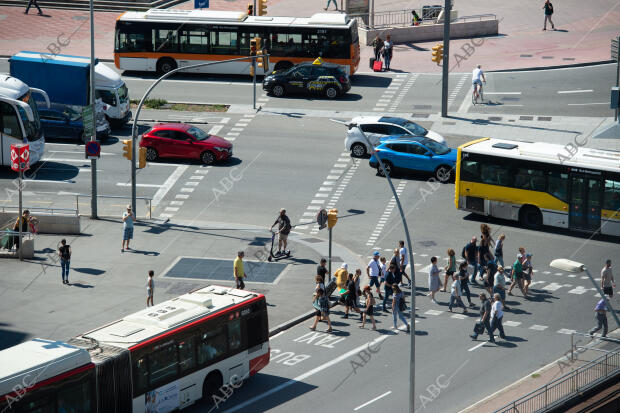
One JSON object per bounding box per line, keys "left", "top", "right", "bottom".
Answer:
{"left": 472, "top": 64, "right": 486, "bottom": 101}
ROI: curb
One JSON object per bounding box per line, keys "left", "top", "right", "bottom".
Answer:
{"left": 489, "top": 60, "right": 615, "bottom": 73}
{"left": 269, "top": 310, "right": 316, "bottom": 337}
{"left": 130, "top": 118, "right": 211, "bottom": 125}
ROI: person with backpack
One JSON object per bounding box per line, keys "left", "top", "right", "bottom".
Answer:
{"left": 381, "top": 35, "right": 394, "bottom": 71}
{"left": 542, "top": 0, "right": 555, "bottom": 31}
{"left": 58, "top": 239, "right": 71, "bottom": 285}
{"left": 271, "top": 208, "right": 291, "bottom": 256}
{"left": 392, "top": 285, "right": 410, "bottom": 332}
{"left": 383, "top": 263, "right": 397, "bottom": 312}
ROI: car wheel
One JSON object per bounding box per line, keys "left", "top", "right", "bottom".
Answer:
{"left": 351, "top": 143, "right": 367, "bottom": 158}
{"left": 201, "top": 151, "right": 216, "bottom": 165}
{"left": 377, "top": 161, "right": 392, "bottom": 177}
{"left": 324, "top": 86, "right": 339, "bottom": 99}
{"left": 201, "top": 371, "right": 223, "bottom": 405}
{"left": 145, "top": 147, "right": 158, "bottom": 162}
{"left": 435, "top": 165, "right": 453, "bottom": 183}
{"left": 156, "top": 58, "right": 177, "bottom": 75}
{"left": 271, "top": 84, "right": 285, "bottom": 97}
{"left": 519, "top": 205, "right": 543, "bottom": 229}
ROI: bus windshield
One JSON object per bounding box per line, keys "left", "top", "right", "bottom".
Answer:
{"left": 20, "top": 91, "right": 43, "bottom": 142}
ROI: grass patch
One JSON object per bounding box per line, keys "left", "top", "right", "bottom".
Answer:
{"left": 531, "top": 373, "right": 541, "bottom": 378}
{"left": 130, "top": 100, "right": 229, "bottom": 112}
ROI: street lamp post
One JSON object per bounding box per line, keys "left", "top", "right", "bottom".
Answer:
{"left": 354, "top": 128, "right": 417, "bottom": 413}
{"left": 550, "top": 259, "right": 620, "bottom": 330}
{"left": 130, "top": 56, "right": 265, "bottom": 212}
{"left": 89, "top": 0, "right": 98, "bottom": 218}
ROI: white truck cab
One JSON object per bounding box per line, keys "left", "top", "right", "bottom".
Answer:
{"left": 95, "top": 63, "right": 131, "bottom": 127}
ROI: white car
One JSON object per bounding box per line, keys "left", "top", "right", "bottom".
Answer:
{"left": 343, "top": 116, "right": 446, "bottom": 157}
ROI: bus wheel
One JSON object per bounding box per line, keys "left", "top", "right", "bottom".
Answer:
{"left": 201, "top": 371, "right": 223, "bottom": 404}
{"left": 435, "top": 165, "right": 453, "bottom": 183}
{"left": 156, "top": 58, "right": 177, "bottom": 75}
{"left": 519, "top": 205, "right": 542, "bottom": 229}
{"left": 274, "top": 61, "right": 293, "bottom": 72}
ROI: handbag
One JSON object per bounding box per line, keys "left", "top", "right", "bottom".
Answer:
{"left": 474, "top": 320, "right": 485, "bottom": 334}
{"left": 398, "top": 295, "right": 407, "bottom": 311}
{"left": 312, "top": 298, "right": 321, "bottom": 311}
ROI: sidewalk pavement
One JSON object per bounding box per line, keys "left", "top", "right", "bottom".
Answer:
{"left": 459, "top": 329, "right": 620, "bottom": 412}
{"left": 0, "top": 216, "right": 365, "bottom": 350}
{"left": 0, "top": 0, "right": 617, "bottom": 72}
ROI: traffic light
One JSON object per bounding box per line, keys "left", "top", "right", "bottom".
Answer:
{"left": 258, "top": 0, "right": 267, "bottom": 16}
{"left": 247, "top": 3, "right": 253, "bottom": 15}
{"left": 255, "top": 37, "right": 264, "bottom": 68}
{"left": 249, "top": 38, "right": 257, "bottom": 76}
{"left": 122, "top": 139, "right": 132, "bottom": 160}
{"left": 138, "top": 147, "right": 147, "bottom": 169}
{"left": 327, "top": 208, "right": 338, "bottom": 228}
{"left": 431, "top": 43, "right": 443, "bottom": 65}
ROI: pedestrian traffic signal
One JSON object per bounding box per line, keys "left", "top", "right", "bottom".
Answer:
{"left": 431, "top": 43, "right": 443, "bottom": 65}
{"left": 250, "top": 38, "right": 257, "bottom": 56}
{"left": 138, "top": 147, "right": 147, "bottom": 169}
{"left": 255, "top": 37, "right": 262, "bottom": 51}
{"left": 122, "top": 139, "right": 132, "bottom": 160}
{"left": 247, "top": 3, "right": 253, "bottom": 15}
{"left": 258, "top": 0, "right": 267, "bottom": 16}
{"left": 327, "top": 208, "right": 338, "bottom": 228}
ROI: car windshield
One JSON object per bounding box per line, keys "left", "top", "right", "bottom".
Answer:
{"left": 118, "top": 84, "right": 129, "bottom": 103}
{"left": 423, "top": 139, "right": 451, "bottom": 155}
{"left": 21, "top": 93, "right": 42, "bottom": 141}
{"left": 187, "top": 126, "right": 210, "bottom": 141}
{"left": 402, "top": 121, "right": 427, "bottom": 136}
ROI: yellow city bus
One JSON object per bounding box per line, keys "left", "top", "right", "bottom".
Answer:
{"left": 114, "top": 9, "right": 360, "bottom": 76}
{"left": 455, "top": 138, "right": 620, "bottom": 235}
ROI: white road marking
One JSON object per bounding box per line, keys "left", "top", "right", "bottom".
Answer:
{"left": 354, "top": 391, "right": 392, "bottom": 411}
{"left": 116, "top": 183, "right": 162, "bottom": 187}
{"left": 468, "top": 341, "right": 488, "bottom": 352}
{"left": 425, "top": 309, "right": 442, "bottom": 316}
{"left": 557, "top": 328, "right": 577, "bottom": 335}
{"left": 222, "top": 335, "right": 388, "bottom": 413}
{"left": 451, "top": 314, "right": 467, "bottom": 319}
{"left": 542, "top": 283, "right": 565, "bottom": 291}
{"left": 165, "top": 207, "right": 179, "bottom": 212}
{"left": 180, "top": 187, "right": 194, "bottom": 193}
{"left": 152, "top": 165, "right": 189, "bottom": 206}
{"left": 41, "top": 158, "right": 89, "bottom": 164}
{"left": 22, "top": 179, "right": 73, "bottom": 184}
{"left": 208, "top": 125, "right": 223, "bottom": 135}
{"left": 175, "top": 194, "right": 189, "bottom": 199}
{"left": 503, "top": 321, "right": 521, "bottom": 327}
{"left": 47, "top": 150, "right": 114, "bottom": 155}
{"left": 184, "top": 181, "right": 200, "bottom": 187}
{"left": 190, "top": 175, "right": 204, "bottom": 180}
{"left": 484, "top": 92, "right": 522, "bottom": 95}
{"left": 169, "top": 201, "right": 184, "bottom": 206}
{"left": 557, "top": 89, "right": 593, "bottom": 94}
{"left": 567, "top": 102, "right": 608, "bottom": 106}
{"left": 529, "top": 325, "right": 548, "bottom": 331}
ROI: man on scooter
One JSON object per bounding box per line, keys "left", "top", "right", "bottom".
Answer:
{"left": 271, "top": 208, "right": 291, "bottom": 255}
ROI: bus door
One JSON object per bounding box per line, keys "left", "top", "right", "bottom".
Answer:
{"left": 568, "top": 173, "right": 602, "bottom": 232}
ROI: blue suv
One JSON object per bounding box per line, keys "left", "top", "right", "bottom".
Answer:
{"left": 369, "top": 136, "right": 457, "bottom": 182}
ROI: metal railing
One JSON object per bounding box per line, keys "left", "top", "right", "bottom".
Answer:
{"left": 0, "top": 205, "right": 77, "bottom": 216}
{"left": 0, "top": 230, "right": 34, "bottom": 253}
{"left": 352, "top": 9, "right": 497, "bottom": 29}
{"left": 74, "top": 194, "right": 152, "bottom": 219}
{"left": 494, "top": 337, "right": 620, "bottom": 413}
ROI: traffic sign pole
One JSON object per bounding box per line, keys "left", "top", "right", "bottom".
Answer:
{"left": 18, "top": 169, "right": 22, "bottom": 261}
{"left": 90, "top": 0, "right": 98, "bottom": 219}
{"left": 614, "top": 36, "right": 619, "bottom": 121}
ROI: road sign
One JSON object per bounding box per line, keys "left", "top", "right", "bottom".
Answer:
{"left": 85, "top": 140, "right": 101, "bottom": 160}
{"left": 612, "top": 37, "right": 619, "bottom": 61}
{"left": 10, "top": 143, "right": 30, "bottom": 172}
{"left": 195, "top": 0, "right": 209, "bottom": 8}
{"left": 316, "top": 209, "right": 328, "bottom": 230}
{"left": 82, "top": 105, "right": 95, "bottom": 139}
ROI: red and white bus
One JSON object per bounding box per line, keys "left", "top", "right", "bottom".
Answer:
{"left": 0, "top": 286, "right": 270, "bottom": 412}
{"left": 114, "top": 9, "right": 360, "bottom": 75}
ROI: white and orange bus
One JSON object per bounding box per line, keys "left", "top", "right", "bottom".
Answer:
{"left": 0, "top": 285, "right": 270, "bottom": 412}
{"left": 114, "top": 9, "right": 360, "bottom": 76}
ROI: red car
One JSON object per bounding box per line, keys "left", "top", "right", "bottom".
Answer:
{"left": 140, "top": 123, "right": 233, "bottom": 165}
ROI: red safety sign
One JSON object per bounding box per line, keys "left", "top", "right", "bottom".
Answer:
{"left": 10, "top": 143, "right": 30, "bottom": 172}
{"left": 85, "top": 140, "right": 101, "bottom": 159}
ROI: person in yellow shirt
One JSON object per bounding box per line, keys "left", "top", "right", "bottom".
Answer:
{"left": 234, "top": 251, "right": 246, "bottom": 289}
{"left": 335, "top": 263, "right": 348, "bottom": 290}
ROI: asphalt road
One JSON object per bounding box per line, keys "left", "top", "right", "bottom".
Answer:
{"left": 1, "top": 59, "right": 619, "bottom": 412}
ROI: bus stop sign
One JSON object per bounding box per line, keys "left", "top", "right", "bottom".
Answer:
{"left": 85, "top": 140, "right": 101, "bottom": 159}
{"left": 195, "top": 0, "right": 209, "bottom": 8}
{"left": 10, "top": 143, "right": 30, "bottom": 172}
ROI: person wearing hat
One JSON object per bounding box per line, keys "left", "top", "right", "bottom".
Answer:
{"left": 522, "top": 253, "right": 534, "bottom": 297}
{"left": 271, "top": 208, "right": 291, "bottom": 256}
{"left": 367, "top": 251, "right": 383, "bottom": 299}
{"left": 335, "top": 263, "right": 349, "bottom": 290}
{"left": 234, "top": 250, "right": 247, "bottom": 290}
{"left": 121, "top": 205, "right": 135, "bottom": 252}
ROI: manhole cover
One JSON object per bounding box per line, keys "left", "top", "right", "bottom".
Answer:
{"left": 163, "top": 258, "right": 287, "bottom": 283}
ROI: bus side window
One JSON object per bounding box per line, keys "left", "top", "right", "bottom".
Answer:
{"left": 228, "top": 319, "right": 242, "bottom": 352}
{"left": 133, "top": 356, "right": 149, "bottom": 395}
{"left": 548, "top": 172, "right": 568, "bottom": 202}
{"left": 148, "top": 343, "right": 178, "bottom": 387}
{"left": 57, "top": 380, "right": 92, "bottom": 413}
{"left": 246, "top": 312, "right": 268, "bottom": 349}
{"left": 461, "top": 160, "right": 480, "bottom": 182}
{"left": 0, "top": 101, "right": 21, "bottom": 137}
{"left": 177, "top": 339, "right": 196, "bottom": 373}
{"left": 197, "top": 326, "right": 227, "bottom": 365}
{"left": 603, "top": 179, "right": 620, "bottom": 211}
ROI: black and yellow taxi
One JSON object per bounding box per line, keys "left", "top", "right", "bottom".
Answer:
{"left": 263, "top": 59, "right": 351, "bottom": 99}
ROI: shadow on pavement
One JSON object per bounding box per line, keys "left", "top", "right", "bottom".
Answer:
{"left": 73, "top": 267, "right": 106, "bottom": 275}
{"left": 68, "top": 282, "right": 93, "bottom": 288}
{"left": 350, "top": 74, "right": 392, "bottom": 87}
{"left": 0, "top": 323, "right": 28, "bottom": 351}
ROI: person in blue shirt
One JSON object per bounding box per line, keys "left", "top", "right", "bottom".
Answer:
{"left": 589, "top": 298, "right": 608, "bottom": 337}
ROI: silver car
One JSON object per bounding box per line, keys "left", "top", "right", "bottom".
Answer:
{"left": 344, "top": 116, "right": 446, "bottom": 157}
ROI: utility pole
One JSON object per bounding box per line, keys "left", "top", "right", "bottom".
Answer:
{"left": 89, "top": 0, "right": 98, "bottom": 218}
{"left": 441, "top": 0, "right": 451, "bottom": 117}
